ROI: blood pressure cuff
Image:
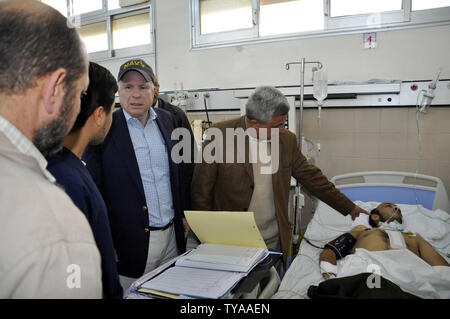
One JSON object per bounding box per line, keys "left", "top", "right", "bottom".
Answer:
{"left": 324, "top": 233, "right": 357, "bottom": 260}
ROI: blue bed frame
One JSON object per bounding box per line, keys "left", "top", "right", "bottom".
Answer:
{"left": 330, "top": 171, "right": 450, "bottom": 212}
{"left": 339, "top": 186, "right": 435, "bottom": 209}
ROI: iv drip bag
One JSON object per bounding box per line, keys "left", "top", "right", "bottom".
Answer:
{"left": 313, "top": 69, "right": 328, "bottom": 105}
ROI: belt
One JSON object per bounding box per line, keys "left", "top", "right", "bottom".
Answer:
{"left": 148, "top": 219, "right": 174, "bottom": 231}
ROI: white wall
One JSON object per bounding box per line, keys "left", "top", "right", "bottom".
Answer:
{"left": 153, "top": 0, "right": 450, "bottom": 91}
{"left": 99, "top": 0, "right": 450, "bottom": 91}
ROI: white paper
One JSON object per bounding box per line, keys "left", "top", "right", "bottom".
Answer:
{"left": 140, "top": 267, "right": 245, "bottom": 299}
{"left": 177, "top": 243, "right": 268, "bottom": 273}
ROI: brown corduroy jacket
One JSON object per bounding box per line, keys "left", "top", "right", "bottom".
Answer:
{"left": 191, "top": 116, "right": 355, "bottom": 264}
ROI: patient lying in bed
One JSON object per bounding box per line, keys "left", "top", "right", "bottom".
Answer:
{"left": 319, "top": 223, "right": 449, "bottom": 280}
{"left": 368, "top": 201, "right": 403, "bottom": 227}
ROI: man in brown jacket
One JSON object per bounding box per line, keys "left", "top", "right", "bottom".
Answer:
{"left": 191, "top": 86, "right": 369, "bottom": 265}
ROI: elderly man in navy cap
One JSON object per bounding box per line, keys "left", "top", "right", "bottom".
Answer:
{"left": 83, "top": 59, "right": 189, "bottom": 291}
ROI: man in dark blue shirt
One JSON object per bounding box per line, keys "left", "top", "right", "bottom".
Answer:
{"left": 47, "top": 62, "right": 123, "bottom": 299}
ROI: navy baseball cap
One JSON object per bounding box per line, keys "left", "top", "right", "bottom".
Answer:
{"left": 117, "top": 59, "right": 155, "bottom": 83}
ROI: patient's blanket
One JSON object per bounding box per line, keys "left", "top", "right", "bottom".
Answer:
{"left": 307, "top": 273, "right": 420, "bottom": 299}
{"left": 273, "top": 201, "right": 450, "bottom": 299}
{"left": 336, "top": 248, "right": 450, "bottom": 299}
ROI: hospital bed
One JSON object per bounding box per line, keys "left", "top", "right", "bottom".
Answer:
{"left": 273, "top": 171, "right": 450, "bottom": 299}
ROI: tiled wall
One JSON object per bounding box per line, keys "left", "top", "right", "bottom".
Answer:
{"left": 188, "top": 106, "right": 450, "bottom": 199}
{"left": 301, "top": 107, "right": 450, "bottom": 195}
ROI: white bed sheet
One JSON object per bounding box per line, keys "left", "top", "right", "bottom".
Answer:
{"left": 273, "top": 200, "right": 450, "bottom": 299}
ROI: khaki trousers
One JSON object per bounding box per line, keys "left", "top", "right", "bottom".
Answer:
{"left": 120, "top": 224, "right": 178, "bottom": 292}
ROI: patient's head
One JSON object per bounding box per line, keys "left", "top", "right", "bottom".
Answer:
{"left": 369, "top": 210, "right": 381, "bottom": 227}
{"left": 369, "top": 202, "right": 403, "bottom": 227}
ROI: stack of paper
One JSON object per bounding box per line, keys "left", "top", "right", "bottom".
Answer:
{"left": 176, "top": 243, "right": 269, "bottom": 273}
{"left": 139, "top": 267, "right": 246, "bottom": 299}
{"left": 137, "top": 210, "right": 269, "bottom": 299}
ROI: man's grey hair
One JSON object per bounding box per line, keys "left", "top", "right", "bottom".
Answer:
{"left": 245, "top": 86, "right": 290, "bottom": 124}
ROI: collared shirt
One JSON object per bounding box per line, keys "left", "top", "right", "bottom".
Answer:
{"left": 122, "top": 108, "right": 174, "bottom": 227}
{"left": 0, "top": 115, "right": 102, "bottom": 298}
{"left": 0, "top": 115, "right": 55, "bottom": 183}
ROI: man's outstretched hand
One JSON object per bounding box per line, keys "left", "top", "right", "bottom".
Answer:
{"left": 349, "top": 205, "right": 370, "bottom": 221}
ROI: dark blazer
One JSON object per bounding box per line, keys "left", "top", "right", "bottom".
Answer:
{"left": 157, "top": 98, "right": 196, "bottom": 210}
{"left": 157, "top": 98, "right": 193, "bottom": 137}
{"left": 83, "top": 108, "right": 187, "bottom": 278}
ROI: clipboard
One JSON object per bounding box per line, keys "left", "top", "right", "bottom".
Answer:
{"left": 184, "top": 211, "right": 267, "bottom": 249}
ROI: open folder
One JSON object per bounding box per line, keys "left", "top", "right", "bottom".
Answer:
{"left": 138, "top": 211, "right": 269, "bottom": 298}
{"left": 184, "top": 210, "right": 267, "bottom": 248}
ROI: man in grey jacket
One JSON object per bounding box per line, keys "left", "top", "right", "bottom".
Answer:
{"left": 0, "top": 1, "right": 102, "bottom": 298}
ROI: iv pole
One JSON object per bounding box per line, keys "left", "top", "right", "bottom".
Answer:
{"left": 285, "top": 58, "right": 323, "bottom": 149}
{"left": 285, "top": 58, "right": 323, "bottom": 267}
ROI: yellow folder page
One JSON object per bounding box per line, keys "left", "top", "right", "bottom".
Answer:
{"left": 137, "top": 288, "right": 179, "bottom": 299}
{"left": 184, "top": 211, "right": 267, "bottom": 249}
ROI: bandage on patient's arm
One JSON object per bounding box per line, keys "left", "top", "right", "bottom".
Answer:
{"left": 319, "top": 249, "right": 338, "bottom": 279}
{"left": 320, "top": 261, "right": 338, "bottom": 278}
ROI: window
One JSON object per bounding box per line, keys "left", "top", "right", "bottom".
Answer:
{"left": 330, "top": 0, "right": 402, "bottom": 17}
{"left": 412, "top": 0, "right": 450, "bottom": 11}
{"left": 191, "top": 0, "right": 450, "bottom": 48}
{"left": 40, "top": 0, "right": 153, "bottom": 60}
{"left": 41, "top": 0, "right": 68, "bottom": 16}
{"left": 200, "top": 0, "right": 253, "bottom": 35}
{"left": 108, "top": 0, "right": 121, "bottom": 11}
{"left": 112, "top": 13, "right": 151, "bottom": 50}
{"left": 259, "top": 0, "right": 324, "bottom": 36}
{"left": 327, "top": 0, "right": 405, "bottom": 29}
{"left": 72, "top": 0, "right": 103, "bottom": 16}
{"left": 79, "top": 21, "right": 108, "bottom": 53}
